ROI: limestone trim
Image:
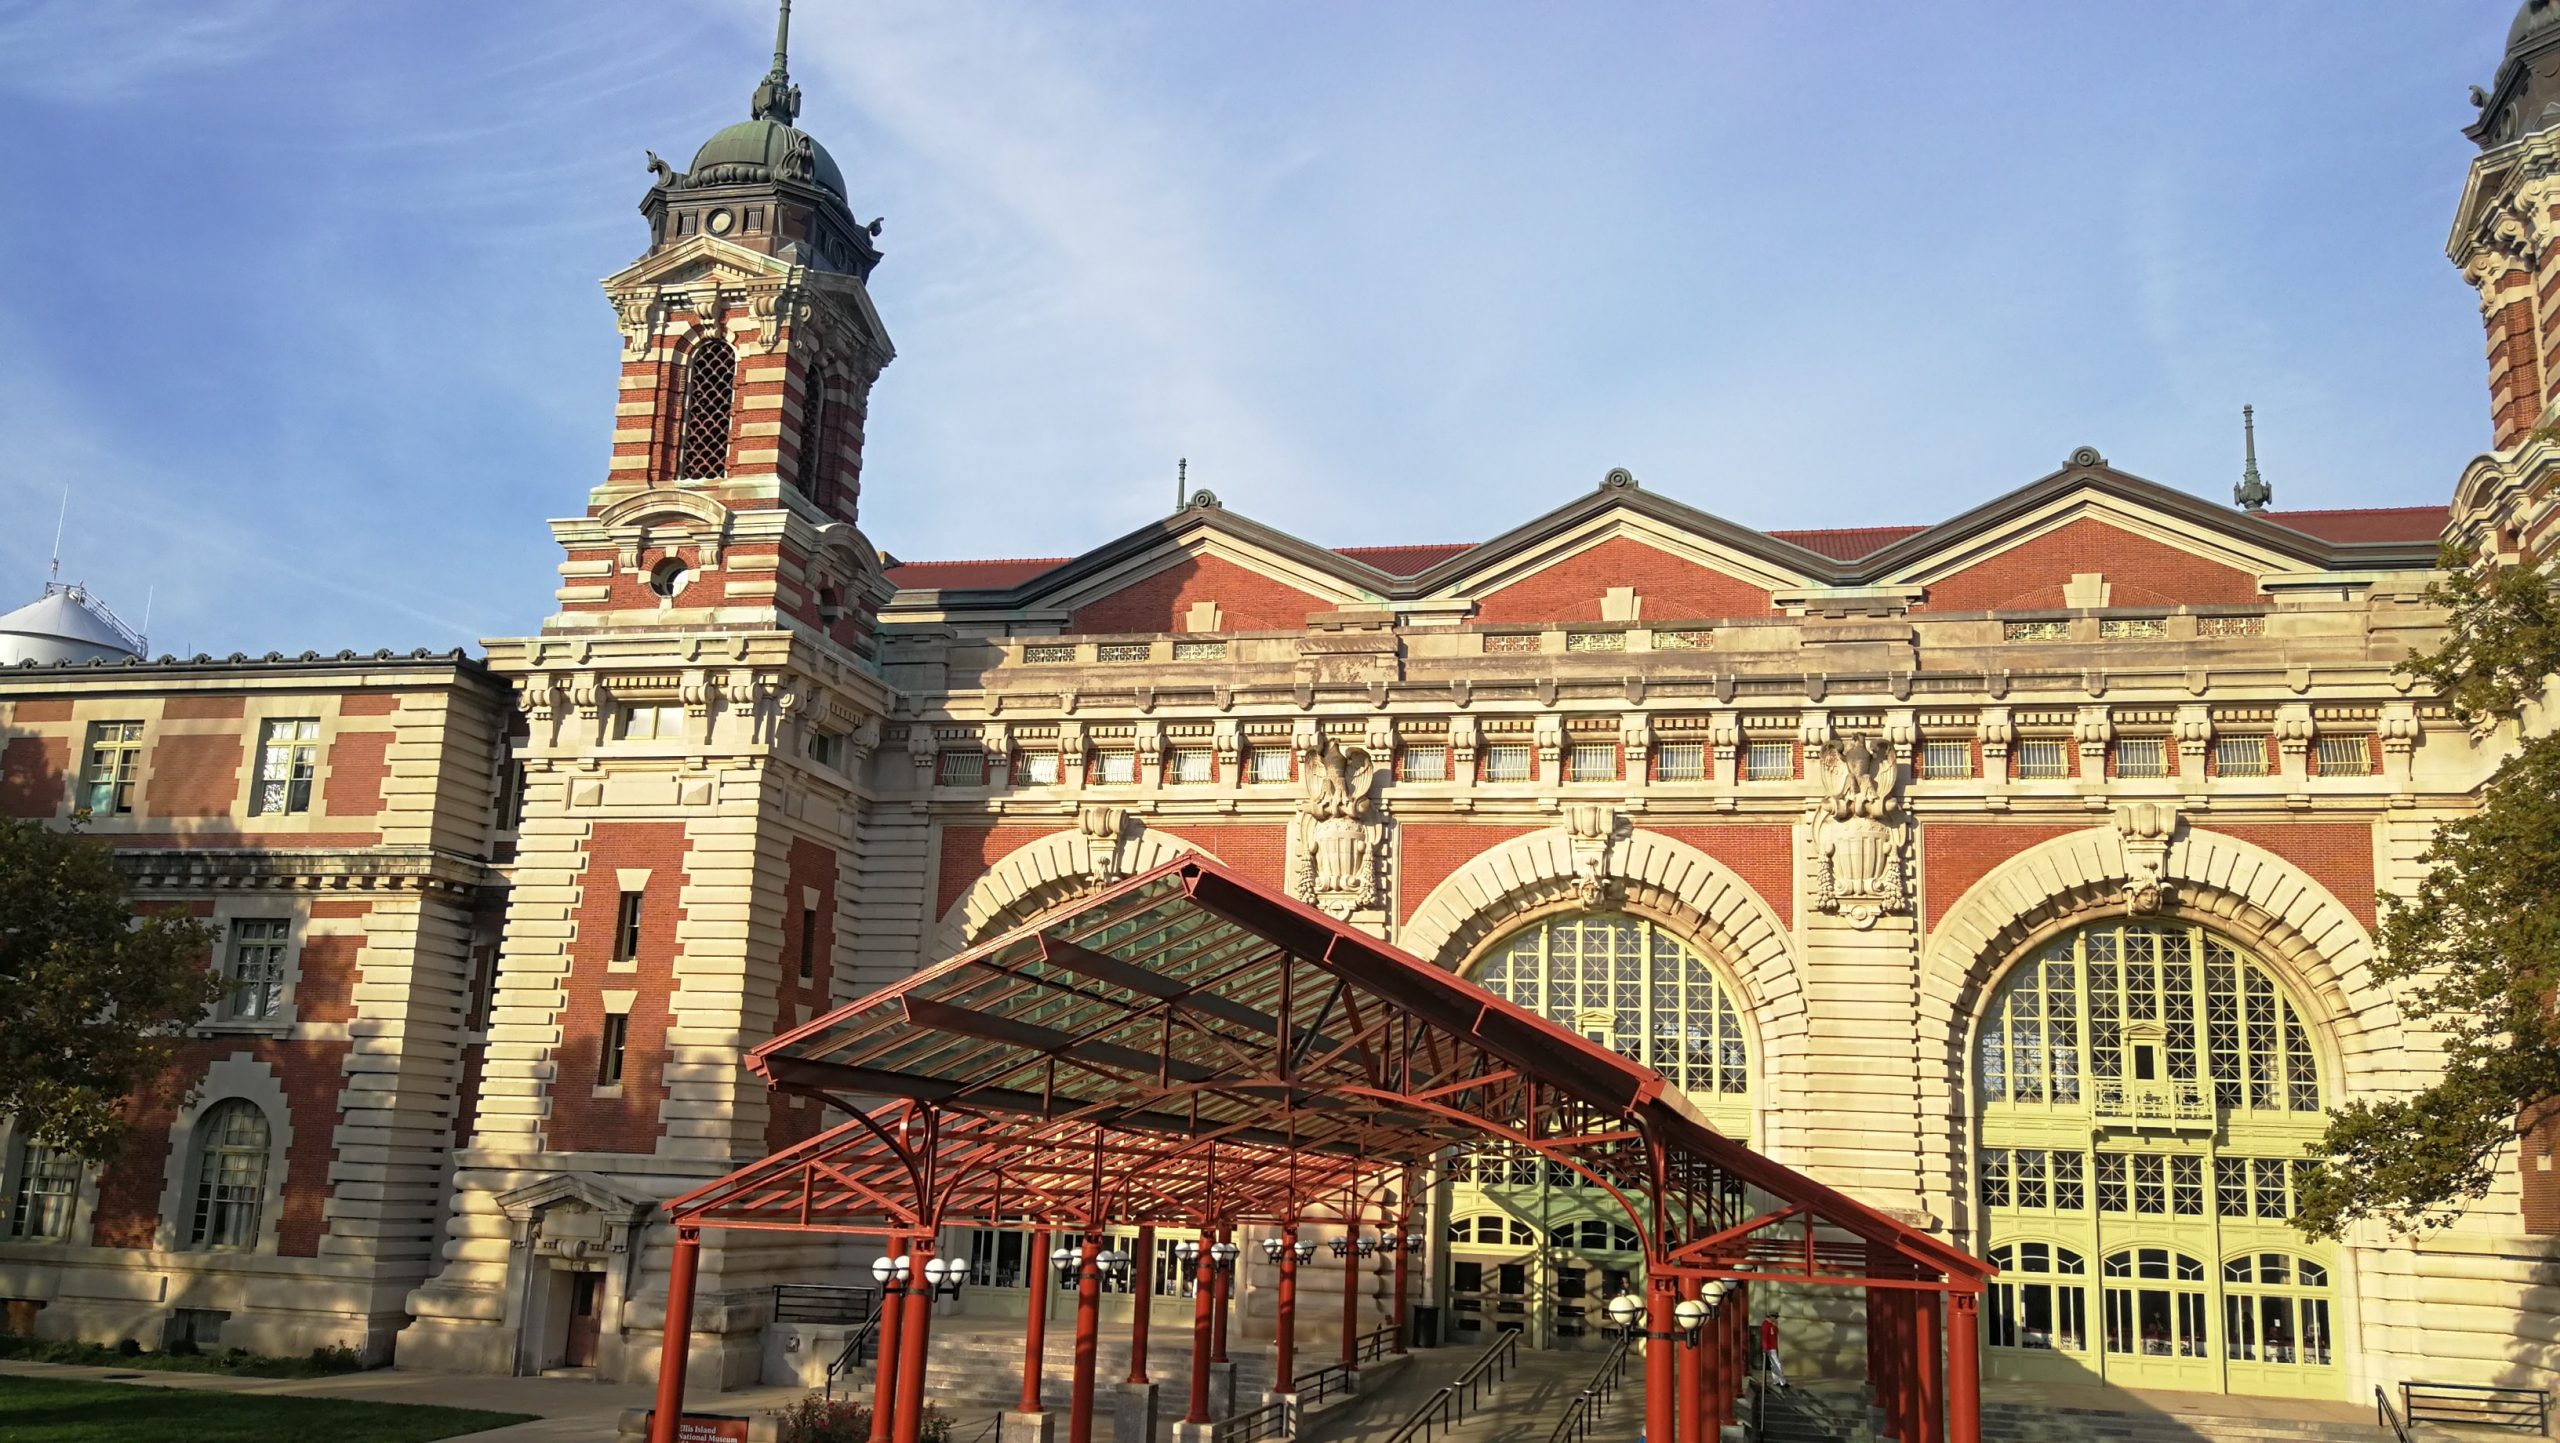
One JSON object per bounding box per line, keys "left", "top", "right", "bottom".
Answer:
{"left": 153, "top": 1054, "right": 298, "bottom": 1256}
{"left": 1397, "top": 825, "right": 1804, "bottom": 1147}
{"left": 928, "top": 825, "right": 1228, "bottom": 960}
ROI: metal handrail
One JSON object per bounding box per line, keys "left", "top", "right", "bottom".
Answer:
{"left": 1545, "top": 1331, "right": 1634, "bottom": 1443}
{"left": 957, "top": 1418, "right": 1003, "bottom": 1443}
{"left": 1383, "top": 1331, "right": 1522, "bottom": 1443}
{"left": 1297, "top": 1361, "right": 1356, "bottom": 1407}
{"left": 772, "top": 1282, "right": 880, "bottom": 1324}
{"left": 2404, "top": 1381, "right": 2552, "bottom": 1433}
{"left": 1229, "top": 1396, "right": 1290, "bottom": 1443}
{"left": 824, "top": 1306, "right": 884, "bottom": 1399}
{"left": 2377, "top": 1385, "right": 2413, "bottom": 1443}
{"left": 1352, "top": 1325, "right": 1398, "bottom": 1365}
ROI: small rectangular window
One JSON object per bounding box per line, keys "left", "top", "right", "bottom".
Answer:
{"left": 1399, "top": 746, "right": 1449, "bottom": 783}
{"left": 937, "top": 750, "right": 985, "bottom": 786}
{"left": 1481, "top": 744, "right": 1532, "bottom": 782}
{"left": 1567, "top": 742, "right": 1618, "bottom": 782}
{"left": 2015, "top": 738, "right": 2072, "bottom": 780}
{"left": 1166, "top": 748, "right": 1214, "bottom": 784}
{"left": 1019, "top": 751, "right": 1061, "bottom": 786}
{"left": 1092, "top": 751, "right": 1138, "bottom": 785}
{"left": 2316, "top": 735, "right": 2376, "bottom": 776}
{"left": 224, "top": 918, "right": 290, "bottom": 1021}
{"left": 2114, "top": 738, "right": 2168, "bottom": 779}
{"left": 2214, "top": 736, "right": 2270, "bottom": 777}
{"left": 250, "top": 719, "right": 321, "bottom": 815}
{"left": 1920, "top": 739, "right": 1974, "bottom": 779}
{"left": 613, "top": 890, "right": 644, "bottom": 962}
{"left": 798, "top": 906, "right": 818, "bottom": 980}
{"left": 806, "top": 731, "right": 844, "bottom": 770}
{"left": 80, "top": 721, "right": 144, "bottom": 816}
{"left": 617, "top": 704, "right": 684, "bottom": 742}
{"left": 598, "top": 1013, "right": 629, "bottom": 1087}
{"left": 1742, "top": 740, "right": 1794, "bottom": 781}
{"left": 1248, "top": 747, "right": 1293, "bottom": 784}
{"left": 1654, "top": 742, "right": 1706, "bottom": 782}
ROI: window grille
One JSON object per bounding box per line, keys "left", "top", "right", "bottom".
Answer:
{"left": 1921, "top": 739, "right": 1974, "bottom": 779}
{"left": 2214, "top": 736, "right": 2270, "bottom": 777}
{"left": 1652, "top": 629, "right": 1711, "bottom": 650}
{"left": 224, "top": 918, "right": 290, "bottom": 1021}
{"left": 81, "top": 721, "right": 144, "bottom": 815}
{"left": 2315, "top": 735, "right": 2375, "bottom": 776}
{"left": 1567, "top": 742, "right": 1618, "bottom": 782}
{"left": 2196, "top": 615, "right": 2266, "bottom": 638}
{"left": 251, "top": 719, "right": 320, "bottom": 815}
{"left": 2113, "top": 738, "right": 2168, "bottom": 779}
{"left": 1247, "top": 747, "right": 1292, "bottom": 784}
{"left": 1166, "top": 748, "right": 1214, "bottom": 784}
{"left": 794, "top": 371, "right": 831, "bottom": 503}
{"left": 1022, "top": 644, "right": 1076, "bottom": 664}
{"left": 1654, "top": 742, "right": 1706, "bottom": 781}
{"left": 1171, "top": 640, "right": 1227, "bottom": 661}
{"left": 1482, "top": 633, "right": 1541, "bottom": 655}
{"left": 10, "top": 1145, "right": 77, "bottom": 1240}
{"left": 617, "top": 704, "right": 684, "bottom": 741}
{"left": 1742, "top": 740, "right": 1794, "bottom": 781}
{"left": 673, "top": 339, "right": 736, "bottom": 479}
{"left": 2015, "top": 738, "right": 2071, "bottom": 779}
{"left": 937, "top": 751, "right": 985, "bottom": 786}
{"left": 1471, "top": 913, "right": 1750, "bottom": 1098}
{"left": 1019, "top": 751, "right": 1061, "bottom": 785}
{"left": 1564, "top": 631, "right": 1625, "bottom": 653}
{"left": 1480, "top": 744, "right": 1531, "bottom": 782}
{"left": 189, "top": 1101, "right": 270, "bottom": 1250}
{"left": 1398, "top": 746, "right": 1447, "bottom": 783}
{"left": 1096, "top": 643, "right": 1151, "bottom": 663}
{"left": 598, "top": 1014, "right": 630, "bottom": 1087}
{"left": 2003, "top": 620, "right": 2071, "bottom": 643}
{"left": 1092, "top": 751, "right": 1137, "bottom": 784}
{"left": 2098, "top": 617, "right": 2169, "bottom": 640}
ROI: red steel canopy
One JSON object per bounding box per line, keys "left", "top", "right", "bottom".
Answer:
{"left": 669, "top": 854, "right": 1988, "bottom": 1294}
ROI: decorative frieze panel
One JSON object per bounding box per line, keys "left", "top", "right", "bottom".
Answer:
{"left": 1807, "top": 736, "right": 1909, "bottom": 928}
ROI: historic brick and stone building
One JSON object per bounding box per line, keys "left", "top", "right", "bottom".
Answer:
{"left": 0, "top": 1, "right": 2556, "bottom": 1408}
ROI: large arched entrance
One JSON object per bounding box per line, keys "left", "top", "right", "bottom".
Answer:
{"left": 1972, "top": 919, "right": 2339, "bottom": 1399}
{"left": 1447, "top": 912, "right": 1756, "bottom": 1347}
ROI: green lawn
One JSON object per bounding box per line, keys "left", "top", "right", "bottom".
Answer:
{"left": 0, "top": 1376, "right": 534, "bottom": 1441}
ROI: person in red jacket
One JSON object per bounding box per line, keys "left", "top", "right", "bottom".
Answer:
{"left": 1760, "top": 1313, "right": 1786, "bottom": 1390}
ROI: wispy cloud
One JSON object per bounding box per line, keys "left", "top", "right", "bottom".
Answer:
{"left": 0, "top": 0, "right": 291, "bottom": 102}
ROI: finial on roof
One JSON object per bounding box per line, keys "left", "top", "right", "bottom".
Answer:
{"left": 751, "top": 0, "right": 802, "bottom": 126}
{"left": 1177, "top": 456, "right": 1188, "bottom": 512}
{"left": 2235, "top": 404, "right": 2272, "bottom": 513}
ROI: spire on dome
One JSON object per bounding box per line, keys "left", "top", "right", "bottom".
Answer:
{"left": 2234, "top": 404, "right": 2272, "bottom": 513}
{"left": 750, "top": 0, "right": 802, "bottom": 127}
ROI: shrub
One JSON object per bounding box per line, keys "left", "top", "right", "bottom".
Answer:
{"left": 308, "top": 1343, "right": 363, "bottom": 1373}
{"left": 775, "top": 1392, "right": 869, "bottom": 1443}
{"left": 115, "top": 1338, "right": 141, "bottom": 1357}
{"left": 166, "top": 1337, "right": 198, "bottom": 1358}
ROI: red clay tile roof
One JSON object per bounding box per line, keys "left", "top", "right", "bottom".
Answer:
{"left": 1766, "top": 525, "right": 1932, "bottom": 561}
{"left": 881, "top": 557, "right": 1069, "bottom": 590}
{"left": 2255, "top": 507, "right": 2448, "bottom": 545}
{"left": 1333, "top": 543, "right": 1476, "bottom": 576}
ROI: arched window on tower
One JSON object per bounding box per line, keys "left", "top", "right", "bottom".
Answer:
{"left": 795, "top": 367, "right": 835, "bottom": 508}
{"left": 672, "top": 338, "right": 737, "bottom": 480}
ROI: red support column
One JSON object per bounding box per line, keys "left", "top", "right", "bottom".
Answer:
{"left": 1069, "top": 1237, "right": 1103, "bottom": 1443}
{"left": 1186, "top": 1238, "right": 1216, "bottom": 1425}
{"left": 1946, "top": 1292, "right": 1981, "bottom": 1443}
{"left": 868, "top": 1237, "right": 905, "bottom": 1443}
{"left": 1020, "top": 1228, "right": 1053, "bottom": 1414}
{"left": 1391, "top": 1232, "right": 1411, "bottom": 1355}
{"left": 646, "top": 1225, "right": 701, "bottom": 1443}
{"left": 1212, "top": 1228, "right": 1232, "bottom": 1365}
{"left": 1677, "top": 1279, "right": 1704, "bottom": 1443}
{"left": 1129, "top": 1225, "right": 1157, "bottom": 1385}
{"left": 892, "top": 1236, "right": 938, "bottom": 1443}
{"left": 1911, "top": 1291, "right": 1944, "bottom": 1443}
{"left": 1645, "top": 1278, "right": 1677, "bottom": 1443}
{"left": 1879, "top": 1291, "right": 1908, "bottom": 1442}
{"left": 1275, "top": 1223, "right": 1300, "bottom": 1392}
{"left": 1340, "top": 1230, "right": 1361, "bottom": 1367}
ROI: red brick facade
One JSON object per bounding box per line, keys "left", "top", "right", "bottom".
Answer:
{"left": 322, "top": 731, "right": 393, "bottom": 817}
{"left": 1473, "top": 537, "right": 1774, "bottom": 624}
{"left": 547, "top": 821, "right": 693, "bottom": 1155}
{"left": 0, "top": 736, "right": 66, "bottom": 818}
{"left": 1398, "top": 826, "right": 1540, "bottom": 924}
{"left": 1913, "top": 518, "right": 2261, "bottom": 612}
{"left": 765, "top": 837, "right": 840, "bottom": 1154}
{"left": 2201, "top": 823, "right": 2378, "bottom": 928}
{"left": 1918, "top": 823, "right": 2082, "bottom": 926}
{"left": 1654, "top": 824, "right": 1796, "bottom": 928}
{"left": 89, "top": 1039, "right": 351, "bottom": 1258}
{"left": 146, "top": 735, "right": 244, "bottom": 817}
{"left": 1067, "top": 554, "right": 1330, "bottom": 636}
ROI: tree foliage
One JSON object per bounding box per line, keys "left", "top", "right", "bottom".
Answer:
{"left": 0, "top": 818, "right": 222, "bottom": 1162}
{"left": 2295, "top": 550, "right": 2560, "bottom": 1239}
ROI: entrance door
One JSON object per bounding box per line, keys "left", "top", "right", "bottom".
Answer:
{"left": 2100, "top": 1248, "right": 2215, "bottom": 1390}
{"left": 563, "top": 1271, "right": 603, "bottom": 1369}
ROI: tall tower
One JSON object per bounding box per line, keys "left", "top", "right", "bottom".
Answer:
{"left": 403, "top": 3, "right": 898, "bottom": 1382}
{"left": 2450, "top": 1, "right": 2560, "bottom": 560}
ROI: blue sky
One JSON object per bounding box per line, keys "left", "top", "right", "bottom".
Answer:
{"left": 0, "top": 2, "right": 2512, "bottom": 655}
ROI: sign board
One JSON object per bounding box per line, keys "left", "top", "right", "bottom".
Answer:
{"left": 653, "top": 1414, "right": 748, "bottom": 1443}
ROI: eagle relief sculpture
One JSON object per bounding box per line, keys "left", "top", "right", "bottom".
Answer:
{"left": 1292, "top": 740, "right": 1382, "bottom": 917}
{"left": 1808, "top": 736, "right": 1910, "bottom": 928}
